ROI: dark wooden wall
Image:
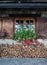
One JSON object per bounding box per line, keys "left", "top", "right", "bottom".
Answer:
{"left": 0, "top": 18, "right": 13, "bottom": 37}
{"left": 35, "top": 17, "right": 47, "bottom": 38}
{"left": 0, "top": 17, "right": 47, "bottom": 38}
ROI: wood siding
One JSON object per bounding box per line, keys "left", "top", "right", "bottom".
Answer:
{"left": 0, "top": 17, "right": 47, "bottom": 38}
{"left": 0, "top": 18, "right": 13, "bottom": 38}
{"left": 36, "top": 17, "right": 47, "bottom": 38}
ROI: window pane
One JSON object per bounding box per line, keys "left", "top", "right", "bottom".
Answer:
{"left": 26, "top": 20, "right": 29, "bottom": 30}
{"left": 26, "top": 20, "right": 29, "bottom": 24}
{"left": 19, "top": 20, "right": 23, "bottom": 24}
{"left": 30, "top": 20, "right": 33, "bottom": 25}
{"left": 26, "top": 20, "right": 35, "bottom": 31}
{"left": 15, "top": 20, "right": 23, "bottom": 33}
{"left": 16, "top": 20, "right": 19, "bottom": 24}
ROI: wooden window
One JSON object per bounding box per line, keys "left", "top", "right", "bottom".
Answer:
{"left": 26, "top": 20, "right": 35, "bottom": 31}
{"left": 15, "top": 20, "right": 23, "bottom": 33}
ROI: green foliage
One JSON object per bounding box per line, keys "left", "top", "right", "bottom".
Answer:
{"left": 12, "top": 28, "right": 38, "bottom": 41}
{"left": 12, "top": 34, "right": 15, "bottom": 40}
{"left": 35, "top": 33, "right": 38, "bottom": 39}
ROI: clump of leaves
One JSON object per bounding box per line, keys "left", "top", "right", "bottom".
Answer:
{"left": 12, "top": 33, "right": 15, "bottom": 40}
{"left": 12, "top": 28, "right": 38, "bottom": 42}
{"left": 34, "top": 33, "right": 38, "bottom": 39}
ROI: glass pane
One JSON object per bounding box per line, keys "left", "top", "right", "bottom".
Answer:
{"left": 30, "top": 20, "right": 33, "bottom": 25}
{"left": 15, "top": 20, "right": 23, "bottom": 33}
{"left": 26, "top": 20, "right": 29, "bottom": 24}
{"left": 26, "top": 20, "right": 29, "bottom": 30}
{"left": 19, "top": 20, "right": 23, "bottom": 30}
{"left": 26, "top": 20, "right": 35, "bottom": 31}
